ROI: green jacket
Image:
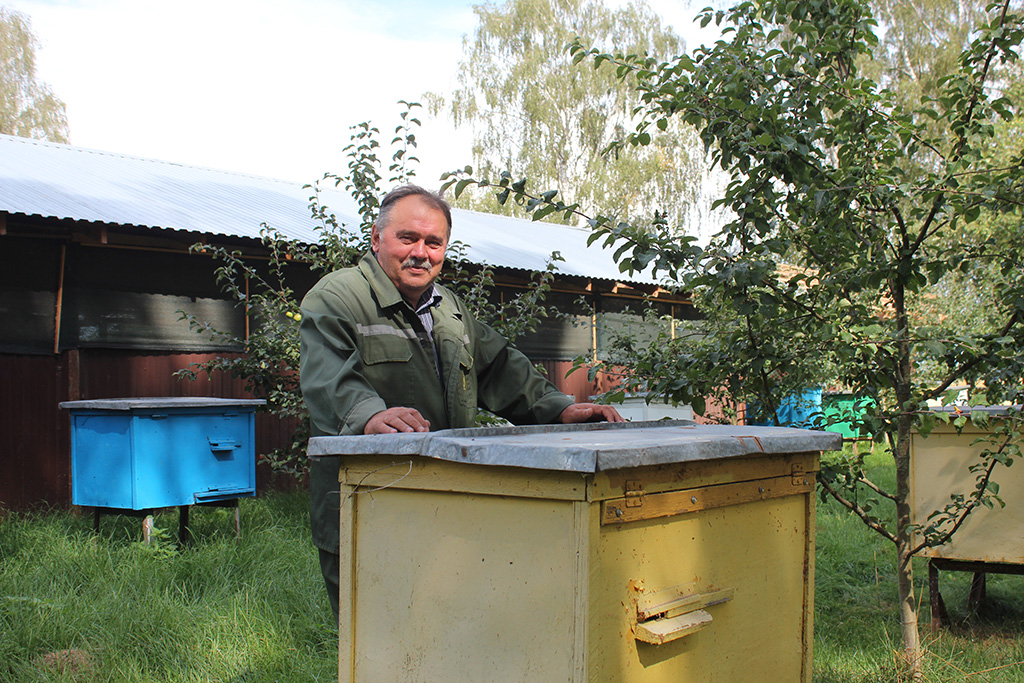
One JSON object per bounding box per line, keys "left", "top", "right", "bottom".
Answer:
{"left": 300, "top": 253, "right": 574, "bottom": 551}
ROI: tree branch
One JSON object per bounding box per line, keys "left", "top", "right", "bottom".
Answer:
{"left": 818, "top": 476, "right": 898, "bottom": 543}
{"left": 860, "top": 475, "right": 898, "bottom": 502}
{"left": 923, "top": 308, "right": 1023, "bottom": 401}
{"left": 910, "top": 0, "right": 1014, "bottom": 255}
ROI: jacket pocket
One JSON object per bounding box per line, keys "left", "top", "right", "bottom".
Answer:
{"left": 361, "top": 332, "right": 414, "bottom": 365}
{"left": 361, "top": 334, "right": 416, "bottom": 409}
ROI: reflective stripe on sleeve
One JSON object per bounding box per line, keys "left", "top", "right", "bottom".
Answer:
{"left": 356, "top": 324, "right": 418, "bottom": 339}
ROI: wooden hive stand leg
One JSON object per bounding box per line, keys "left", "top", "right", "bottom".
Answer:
{"left": 178, "top": 505, "right": 191, "bottom": 545}
{"left": 232, "top": 499, "right": 241, "bottom": 539}
{"left": 929, "top": 561, "right": 949, "bottom": 631}
{"left": 142, "top": 514, "right": 155, "bottom": 545}
{"left": 967, "top": 572, "right": 987, "bottom": 617}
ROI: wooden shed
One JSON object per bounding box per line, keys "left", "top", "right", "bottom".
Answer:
{"left": 0, "top": 134, "right": 696, "bottom": 510}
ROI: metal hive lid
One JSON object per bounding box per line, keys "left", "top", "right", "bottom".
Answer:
{"left": 60, "top": 397, "right": 266, "bottom": 410}
{"left": 307, "top": 420, "right": 843, "bottom": 473}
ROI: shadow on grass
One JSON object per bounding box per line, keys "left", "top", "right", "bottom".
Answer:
{"left": 922, "top": 578, "right": 1024, "bottom": 680}
{"left": 814, "top": 503, "right": 1024, "bottom": 681}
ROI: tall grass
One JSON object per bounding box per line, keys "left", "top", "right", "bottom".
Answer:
{"left": 815, "top": 447, "right": 1024, "bottom": 682}
{"left": 1, "top": 455, "right": 1022, "bottom": 682}
{"left": 0, "top": 493, "right": 335, "bottom": 682}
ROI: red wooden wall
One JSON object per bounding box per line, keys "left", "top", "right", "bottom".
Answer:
{"left": 1, "top": 353, "right": 610, "bottom": 510}
{"left": 0, "top": 349, "right": 300, "bottom": 510}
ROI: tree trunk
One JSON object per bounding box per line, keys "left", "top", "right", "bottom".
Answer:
{"left": 890, "top": 246, "right": 923, "bottom": 679}
{"left": 894, "top": 416, "right": 923, "bottom": 679}
{"left": 896, "top": 513, "right": 923, "bottom": 678}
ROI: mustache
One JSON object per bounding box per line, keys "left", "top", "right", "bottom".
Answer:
{"left": 402, "top": 256, "right": 431, "bottom": 270}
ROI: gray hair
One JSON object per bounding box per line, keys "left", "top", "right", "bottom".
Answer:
{"left": 376, "top": 185, "right": 452, "bottom": 235}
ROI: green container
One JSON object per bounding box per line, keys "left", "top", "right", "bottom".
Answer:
{"left": 821, "top": 393, "right": 876, "bottom": 439}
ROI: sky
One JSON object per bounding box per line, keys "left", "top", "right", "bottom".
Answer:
{"left": 6, "top": 0, "right": 711, "bottom": 186}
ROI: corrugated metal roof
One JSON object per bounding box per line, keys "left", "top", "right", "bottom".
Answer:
{"left": 0, "top": 134, "right": 658, "bottom": 285}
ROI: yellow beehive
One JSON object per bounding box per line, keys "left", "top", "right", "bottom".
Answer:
{"left": 911, "top": 407, "right": 1024, "bottom": 564}
{"left": 310, "top": 421, "right": 841, "bottom": 682}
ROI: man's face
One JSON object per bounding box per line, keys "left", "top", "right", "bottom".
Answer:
{"left": 371, "top": 195, "right": 449, "bottom": 304}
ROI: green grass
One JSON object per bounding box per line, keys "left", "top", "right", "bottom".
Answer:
{"left": 1, "top": 458, "right": 1022, "bottom": 682}
{"left": 814, "top": 447, "right": 1024, "bottom": 682}
{"left": 0, "top": 493, "right": 335, "bottom": 682}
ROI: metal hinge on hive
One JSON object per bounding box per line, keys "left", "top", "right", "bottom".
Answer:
{"left": 624, "top": 480, "right": 645, "bottom": 507}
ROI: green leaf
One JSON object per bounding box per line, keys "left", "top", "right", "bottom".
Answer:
{"left": 533, "top": 203, "right": 561, "bottom": 221}
{"left": 692, "top": 396, "right": 707, "bottom": 416}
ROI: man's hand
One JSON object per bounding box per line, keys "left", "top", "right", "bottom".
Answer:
{"left": 559, "top": 403, "right": 625, "bottom": 424}
{"left": 364, "top": 407, "right": 431, "bottom": 434}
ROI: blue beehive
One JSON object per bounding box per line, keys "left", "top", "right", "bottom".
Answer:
{"left": 60, "top": 397, "right": 263, "bottom": 510}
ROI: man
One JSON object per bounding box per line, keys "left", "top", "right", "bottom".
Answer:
{"left": 299, "top": 185, "right": 622, "bottom": 616}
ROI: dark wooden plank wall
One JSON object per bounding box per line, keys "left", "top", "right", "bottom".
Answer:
{"left": 0, "top": 353, "right": 70, "bottom": 509}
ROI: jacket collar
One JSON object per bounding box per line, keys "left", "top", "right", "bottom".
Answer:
{"left": 358, "top": 251, "right": 441, "bottom": 311}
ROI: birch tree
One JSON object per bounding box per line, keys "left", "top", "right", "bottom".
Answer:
{"left": 441, "top": 0, "right": 709, "bottom": 233}
{"left": 0, "top": 6, "right": 68, "bottom": 142}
